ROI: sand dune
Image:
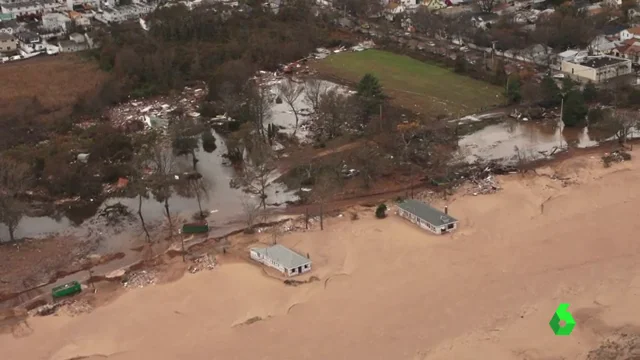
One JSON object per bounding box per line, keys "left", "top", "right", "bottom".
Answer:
{"left": 3, "top": 151, "right": 640, "bottom": 360}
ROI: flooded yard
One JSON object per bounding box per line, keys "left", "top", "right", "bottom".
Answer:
{"left": 457, "top": 119, "right": 634, "bottom": 164}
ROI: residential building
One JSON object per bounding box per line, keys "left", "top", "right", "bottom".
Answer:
{"left": 249, "top": 245, "right": 312, "bottom": 277}
{"left": 0, "top": 19, "right": 20, "bottom": 35}
{"left": 95, "top": 3, "right": 155, "bottom": 24}
{"left": 396, "top": 199, "right": 458, "bottom": 235}
{"left": 0, "top": 32, "right": 17, "bottom": 52}
{"left": 42, "top": 12, "right": 71, "bottom": 32}
{"left": 589, "top": 35, "right": 616, "bottom": 55}
{"left": 619, "top": 26, "right": 640, "bottom": 42}
{"left": 561, "top": 56, "right": 632, "bottom": 83}
{"left": 0, "top": 0, "right": 57, "bottom": 17}
{"left": 15, "top": 30, "right": 44, "bottom": 54}
{"left": 58, "top": 38, "right": 87, "bottom": 51}
{"left": 68, "top": 10, "right": 90, "bottom": 27}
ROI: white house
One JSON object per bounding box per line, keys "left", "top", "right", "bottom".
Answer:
{"left": 95, "top": 3, "right": 155, "bottom": 24}
{"left": 0, "top": 0, "right": 56, "bottom": 17}
{"left": 249, "top": 244, "right": 312, "bottom": 277}
{"left": 620, "top": 26, "right": 640, "bottom": 42}
{"left": 562, "top": 56, "right": 632, "bottom": 83}
{"left": 42, "top": 12, "right": 71, "bottom": 32}
{"left": 396, "top": 199, "right": 458, "bottom": 235}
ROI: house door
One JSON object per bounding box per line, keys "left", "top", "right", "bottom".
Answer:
{"left": 298, "top": 266, "right": 303, "bottom": 273}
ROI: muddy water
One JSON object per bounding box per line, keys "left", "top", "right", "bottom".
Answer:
{"left": 0, "top": 130, "right": 297, "bottom": 247}
{"left": 458, "top": 119, "right": 612, "bottom": 163}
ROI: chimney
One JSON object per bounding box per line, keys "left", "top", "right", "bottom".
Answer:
{"left": 444, "top": 206, "right": 448, "bottom": 215}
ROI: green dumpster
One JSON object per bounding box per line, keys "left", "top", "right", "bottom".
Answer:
{"left": 182, "top": 222, "right": 209, "bottom": 234}
{"left": 52, "top": 281, "right": 82, "bottom": 299}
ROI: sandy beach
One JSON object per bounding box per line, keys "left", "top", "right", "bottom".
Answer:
{"left": 3, "top": 150, "right": 640, "bottom": 360}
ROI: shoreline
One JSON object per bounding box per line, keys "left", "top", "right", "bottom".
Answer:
{"left": 2, "top": 143, "right": 640, "bottom": 359}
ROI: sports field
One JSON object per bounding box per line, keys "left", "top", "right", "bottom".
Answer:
{"left": 313, "top": 49, "right": 504, "bottom": 116}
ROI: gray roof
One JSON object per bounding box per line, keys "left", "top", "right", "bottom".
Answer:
{"left": 251, "top": 244, "right": 310, "bottom": 269}
{"left": 397, "top": 200, "right": 458, "bottom": 226}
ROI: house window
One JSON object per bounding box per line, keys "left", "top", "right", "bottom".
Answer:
{"left": 290, "top": 268, "right": 296, "bottom": 274}
{"left": 304, "top": 264, "right": 309, "bottom": 269}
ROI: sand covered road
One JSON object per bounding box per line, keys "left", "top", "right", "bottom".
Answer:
{"left": 3, "top": 152, "right": 640, "bottom": 360}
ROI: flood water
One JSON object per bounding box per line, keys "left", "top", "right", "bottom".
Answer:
{"left": 457, "top": 119, "right": 635, "bottom": 164}
{"left": 0, "top": 130, "right": 297, "bottom": 247}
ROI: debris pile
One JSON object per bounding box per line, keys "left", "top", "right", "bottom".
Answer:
{"left": 469, "top": 175, "right": 501, "bottom": 195}
{"left": 59, "top": 299, "right": 93, "bottom": 317}
{"left": 602, "top": 150, "right": 631, "bottom": 167}
{"left": 188, "top": 254, "right": 216, "bottom": 274}
{"left": 123, "top": 270, "right": 157, "bottom": 288}
{"left": 32, "top": 299, "right": 93, "bottom": 317}
{"left": 106, "top": 83, "right": 206, "bottom": 131}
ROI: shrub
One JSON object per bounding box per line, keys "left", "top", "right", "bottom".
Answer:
{"left": 375, "top": 203, "right": 387, "bottom": 219}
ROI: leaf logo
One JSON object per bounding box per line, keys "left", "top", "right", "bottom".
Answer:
{"left": 549, "top": 303, "right": 576, "bottom": 336}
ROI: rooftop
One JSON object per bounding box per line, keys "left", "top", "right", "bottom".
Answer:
{"left": 251, "top": 245, "right": 310, "bottom": 270}
{"left": 627, "top": 26, "right": 640, "bottom": 35}
{"left": 576, "top": 56, "right": 628, "bottom": 68}
{"left": 0, "top": 32, "right": 14, "bottom": 40}
{"left": 397, "top": 200, "right": 458, "bottom": 226}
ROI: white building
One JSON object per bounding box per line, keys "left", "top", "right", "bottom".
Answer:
{"left": 42, "top": 12, "right": 71, "bottom": 31}
{"left": 15, "top": 30, "right": 45, "bottom": 54}
{"left": 620, "top": 27, "right": 640, "bottom": 42}
{"left": 396, "top": 199, "right": 458, "bottom": 235}
{"left": 0, "top": 0, "right": 56, "bottom": 17}
{"left": 250, "top": 244, "right": 312, "bottom": 277}
{"left": 95, "top": 3, "right": 155, "bottom": 24}
{"left": 562, "top": 56, "right": 632, "bottom": 83}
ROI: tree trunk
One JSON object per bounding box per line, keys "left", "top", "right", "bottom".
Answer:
{"left": 195, "top": 190, "right": 203, "bottom": 219}
{"left": 292, "top": 110, "right": 300, "bottom": 136}
{"left": 191, "top": 150, "right": 198, "bottom": 170}
{"left": 164, "top": 197, "right": 173, "bottom": 238}
{"left": 320, "top": 202, "right": 324, "bottom": 231}
{"left": 305, "top": 207, "right": 309, "bottom": 230}
{"left": 138, "top": 195, "right": 151, "bottom": 243}
{"left": 8, "top": 224, "right": 15, "bottom": 242}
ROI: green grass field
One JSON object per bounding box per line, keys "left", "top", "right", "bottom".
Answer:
{"left": 314, "top": 49, "right": 504, "bottom": 117}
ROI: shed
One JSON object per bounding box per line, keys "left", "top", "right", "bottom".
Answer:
{"left": 396, "top": 199, "right": 458, "bottom": 235}
{"left": 250, "top": 244, "right": 311, "bottom": 277}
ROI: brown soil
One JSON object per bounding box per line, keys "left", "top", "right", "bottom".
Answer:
{"left": 0, "top": 54, "right": 107, "bottom": 115}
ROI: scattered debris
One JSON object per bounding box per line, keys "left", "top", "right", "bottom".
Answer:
{"left": 284, "top": 275, "right": 319, "bottom": 286}
{"left": 77, "top": 153, "right": 90, "bottom": 163}
{"left": 469, "top": 175, "right": 501, "bottom": 195}
{"left": 602, "top": 150, "right": 631, "bottom": 168}
{"left": 188, "top": 254, "right": 216, "bottom": 274}
{"left": 122, "top": 270, "right": 157, "bottom": 288}
{"left": 32, "top": 299, "right": 93, "bottom": 317}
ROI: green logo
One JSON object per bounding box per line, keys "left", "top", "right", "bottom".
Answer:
{"left": 549, "top": 303, "right": 576, "bottom": 336}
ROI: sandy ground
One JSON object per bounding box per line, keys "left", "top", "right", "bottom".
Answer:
{"left": 3, "top": 151, "right": 640, "bottom": 360}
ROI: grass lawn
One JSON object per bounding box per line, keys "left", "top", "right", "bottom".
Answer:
{"left": 313, "top": 49, "right": 504, "bottom": 117}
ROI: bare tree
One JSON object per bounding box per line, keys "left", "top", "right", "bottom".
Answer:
{"left": 304, "top": 78, "right": 325, "bottom": 112}
{"left": 592, "top": 110, "right": 639, "bottom": 146}
{"left": 149, "top": 145, "right": 177, "bottom": 238}
{"left": 240, "top": 142, "right": 276, "bottom": 210}
{"left": 241, "top": 196, "right": 261, "bottom": 232}
{"left": 0, "top": 159, "right": 31, "bottom": 242}
{"left": 311, "top": 171, "right": 336, "bottom": 231}
{"left": 246, "top": 83, "right": 273, "bottom": 141}
{"left": 278, "top": 79, "right": 305, "bottom": 136}
{"left": 316, "top": 90, "right": 355, "bottom": 140}
{"left": 131, "top": 154, "right": 152, "bottom": 243}
{"left": 186, "top": 173, "right": 208, "bottom": 220}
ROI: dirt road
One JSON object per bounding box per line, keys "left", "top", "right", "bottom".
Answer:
{"left": 2, "top": 151, "right": 640, "bottom": 360}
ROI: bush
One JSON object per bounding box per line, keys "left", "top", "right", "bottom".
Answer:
{"left": 375, "top": 203, "right": 387, "bottom": 219}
